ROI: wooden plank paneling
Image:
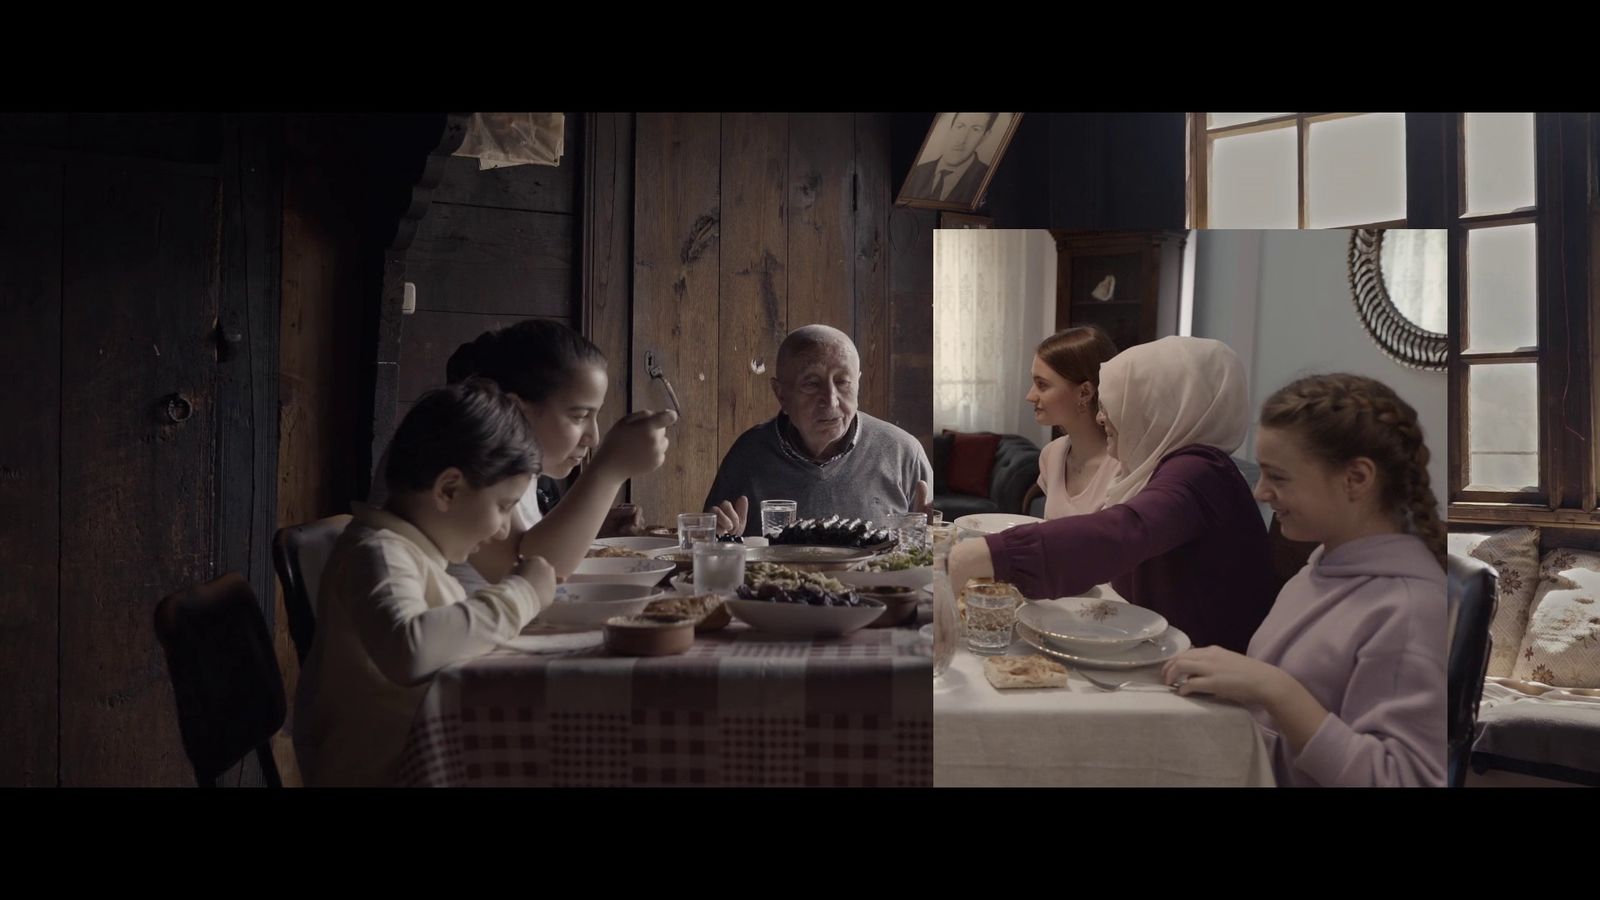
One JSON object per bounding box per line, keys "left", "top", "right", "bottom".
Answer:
{"left": 889, "top": 206, "right": 936, "bottom": 439}
{"left": 215, "top": 115, "right": 283, "bottom": 788}
{"left": 279, "top": 115, "right": 374, "bottom": 525}
{"left": 1104, "top": 113, "right": 1187, "bottom": 230}
{"left": 275, "top": 116, "right": 378, "bottom": 788}
{"left": 366, "top": 115, "right": 468, "bottom": 490}
{"left": 64, "top": 114, "right": 224, "bottom": 165}
{"left": 60, "top": 163, "right": 221, "bottom": 786}
{"left": 397, "top": 310, "right": 572, "bottom": 402}
{"left": 787, "top": 114, "right": 855, "bottom": 333}
{"left": 0, "top": 159, "right": 62, "bottom": 786}
{"left": 431, "top": 147, "right": 575, "bottom": 215}
{"left": 582, "top": 113, "right": 636, "bottom": 494}
{"left": 1049, "top": 113, "right": 1106, "bottom": 230}
{"left": 405, "top": 203, "right": 575, "bottom": 316}
{"left": 631, "top": 113, "right": 721, "bottom": 524}
{"left": 854, "top": 114, "right": 893, "bottom": 423}
{"left": 718, "top": 113, "right": 789, "bottom": 465}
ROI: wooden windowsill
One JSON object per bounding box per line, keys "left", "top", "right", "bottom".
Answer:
{"left": 1449, "top": 503, "right": 1600, "bottom": 529}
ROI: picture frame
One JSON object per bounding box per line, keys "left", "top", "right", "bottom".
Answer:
{"left": 939, "top": 212, "right": 994, "bottom": 229}
{"left": 896, "top": 113, "right": 1023, "bottom": 212}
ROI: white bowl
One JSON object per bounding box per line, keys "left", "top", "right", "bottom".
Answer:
{"left": 535, "top": 582, "right": 660, "bottom": 629}
{"left": 725, "top": 597, "right": 885, "bottom": 639}
{"left": 832, "top": 566, "right": 934, "bottom": 590}
{"left": 591, "top": 536, "right": 679, "bottom": 554}
{"left": 1016, "top": 597, "right": 1169, "bottom": 654}
{"left": 568, "top": 557, "right": 677, "bottom": 587}
{"left": 953, "top": 513, "right": 1045, "bottom": 538}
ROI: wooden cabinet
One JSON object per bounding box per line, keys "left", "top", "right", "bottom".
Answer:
{"left": 1051, "top": 230, "right": 1187, "bottom": 352}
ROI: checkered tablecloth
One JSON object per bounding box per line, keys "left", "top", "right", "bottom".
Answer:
{"left": 397, "top": 621, "right": 932, "bottom": 787}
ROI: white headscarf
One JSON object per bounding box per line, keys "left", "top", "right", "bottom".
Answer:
{"left": 1098, "top": 336, "right": 1250, "bottom": 507}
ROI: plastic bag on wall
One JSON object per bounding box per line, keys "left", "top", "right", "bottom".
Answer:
{"left": 455, "top": 113, "right": 564, "bottom": 170}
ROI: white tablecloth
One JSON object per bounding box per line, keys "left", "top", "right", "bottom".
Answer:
{"left": 933, "top": 587, "right": 1275, "bottom": 787}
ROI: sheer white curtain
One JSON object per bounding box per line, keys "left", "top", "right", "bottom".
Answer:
{"left": 933, "top": 229, "right": 1054, "bottom": 445}
{"left": 1380, "top": 229, "right": 1447, "bottom": 335}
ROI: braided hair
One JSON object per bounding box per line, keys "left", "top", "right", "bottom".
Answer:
{"left": 1260, "top": 374, "right": 1444, "bottom": 570}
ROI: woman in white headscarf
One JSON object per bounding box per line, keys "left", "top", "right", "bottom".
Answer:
{"left": 947, "top": 336, "right": 1276, "bottom": 652}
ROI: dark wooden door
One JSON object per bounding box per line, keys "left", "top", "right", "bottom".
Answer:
{"left": 0, "top": 114, "right": 277, "bottom": 786}
{"left": 57, "top": 161, "right": 224, "bottom": 785}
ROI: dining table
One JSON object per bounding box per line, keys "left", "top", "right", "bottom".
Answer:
{"left": 395, "top": 602, "right": 934, "bottom": 787}
{"left": 933, "top": 585, "right": 1276, "bottom": 787}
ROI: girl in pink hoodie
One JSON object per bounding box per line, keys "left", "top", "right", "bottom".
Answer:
{"left": 1162, "top": 374, "right": 1447, "bottom": 787}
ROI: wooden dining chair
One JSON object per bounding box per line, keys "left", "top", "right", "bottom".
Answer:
{"left": 272, "top": 513, "right": 352, "bottom": 664}
{"left": 154, "top": 572, "right": 286, "bottom": 788}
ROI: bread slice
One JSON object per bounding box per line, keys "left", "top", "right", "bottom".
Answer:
{"left": 644, "top": 592, "right": 731, "bottom": 632}
{"left": 982, "top": 654, "right": 1069, "bottom": 690}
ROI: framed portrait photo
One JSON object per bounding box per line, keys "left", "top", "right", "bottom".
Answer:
{"left": 896, "top": 113, "right": 1022, "bottom": 212}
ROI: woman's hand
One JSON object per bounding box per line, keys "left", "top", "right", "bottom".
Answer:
{"left": 947, "top": 536, "right": 995, "bottom": 597}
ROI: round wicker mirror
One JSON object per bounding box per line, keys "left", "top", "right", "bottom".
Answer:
{"left": 1348, "top": 229, "right": 1447, "bottom": 371}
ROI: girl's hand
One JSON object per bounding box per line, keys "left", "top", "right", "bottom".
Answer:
{"left": 591, "top": 409, "right": 677, "bottom": 481}
{"left": 1161, "top": 646, "right": 1289, "bottom": 706}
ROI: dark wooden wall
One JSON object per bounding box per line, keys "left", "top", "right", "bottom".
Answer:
{"left": 0, "top": 114, "right": 280, "bottom": 786}
{"left": 587, "top": 112, "right": 931, "bottom": 525}
{"left": 382, "top": 113, "right": 934, "bottom": 528}
{"left": 394, "top": 120, "right": 581, "bottom": 420}
{"left": 979, "top": 113, "right": 1188, "bottom": 230}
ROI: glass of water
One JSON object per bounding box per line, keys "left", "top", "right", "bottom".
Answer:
{"left": 963, "top": 581, "right": 1022, "bottom": 655}
{"left": 759, "top": 499, "right": 797, "bottom": 539}
{"left": 693, "top": 540, "right": 746, "bottom": 597}
{"left": 677, "top": 512, "right": 717, "bottom": 549}
{"left": 890, "top": 512, "right": 930, "bottom": 554}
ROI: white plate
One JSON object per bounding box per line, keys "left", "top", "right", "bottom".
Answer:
{"left": 725, "top": 598, "right": 884, "bottom": 638}
{"left": 742, "top": 536, "right": 770, "bottom": 547}
{"left": 1015, "top": 621, "right": 1191, "bottom": 670}
{"left": 1016, "top": 598, "right": 1168, "bottom": 654}
{"left": 568, "top": 557, "right": 677, "bottom": 587}
{"left": 534, "top": 582, "right": 660, "bottom": 629}
{"left": 591, "top": 536, "right": 678, "bottom": 554}
{"left": 952, "top": 513, "right": 1044, "bottom": 538}
{"left": 833, "top": 566, "right": 933, "bottom": 590}
{"left": 745, "top": 545, "right": 880, "bottom": 569}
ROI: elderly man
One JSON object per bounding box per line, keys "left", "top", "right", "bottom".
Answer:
{"left": 705, "top": 324, "right": 932, "bottom": 537}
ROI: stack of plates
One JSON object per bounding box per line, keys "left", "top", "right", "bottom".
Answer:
{"left": 1013, "top": 597, "right": 1190, "bottom": 670}
{"left": 951, "top": 513, "right": 1044, "bottom": 540}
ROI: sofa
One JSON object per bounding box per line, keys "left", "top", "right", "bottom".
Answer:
{"left": 1450, "top": 526, "right": 1600, "bottom": 786}
{"left": 929, "top": 431, "right": 1041, "bottom": 519}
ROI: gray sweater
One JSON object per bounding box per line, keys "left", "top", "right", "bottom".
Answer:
{"left": 704, "top": 412, "right": 933, "bottom": 536}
